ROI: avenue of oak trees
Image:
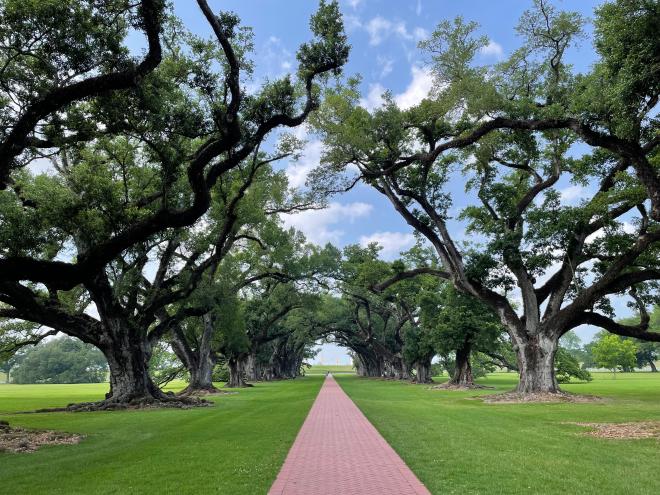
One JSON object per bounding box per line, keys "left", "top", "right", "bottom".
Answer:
{"left": 0, "top": 0, "right": 658, "bottom": 406}
{"left": 310, "top": 0, "right": 660, "bottom": 392}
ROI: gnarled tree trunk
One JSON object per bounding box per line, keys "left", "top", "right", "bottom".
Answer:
{"left": 448, "top": 340, "right": 475, "bottom": 387}
{"left": 171, "top": 316, "right": 219, "bottom": 395}
{"left": 414, "top": 358, "right": 433, "bottom": 384}
{"left": 515, "top": 333, "right": 559, "bottom": 393}
{"left": 226, "top": 356, "right": 249, "bottom": 388}
{"left": 100, "top": 329, "right": 164, "bottom": 404}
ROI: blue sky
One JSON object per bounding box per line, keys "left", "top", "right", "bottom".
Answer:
{"left": 170, "top": 0, "right": 620, "bottom": 362}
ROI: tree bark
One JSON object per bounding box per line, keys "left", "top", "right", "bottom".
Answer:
{"left": 171, "top": 317, "right": 219, "bottom": 395}
{"left": 448, "top": 340, "right": 475, "bottom": 387}
{"left": 244, "top": 351, "right": 261, "bottom": 381}
{"left": 101, "top": 334, "right": 163, "bottom": 403}
{"left": 649, "top": 359, "right": 658, "bottom": 372}
{"left": 515, "top": 333, "right": 559, "bottom": 393}
{"left": 414, "top": 361, "right": 433, "bottom": 384}
{"left": 226, "top": 357, "right": 249, "bottom": 388}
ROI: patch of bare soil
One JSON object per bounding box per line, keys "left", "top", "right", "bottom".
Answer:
{"left": 430, "top": 383, "right": 495, "bottom": 391}
{"left": 478, "top": 391, "right": 605, "bottom": 404}
{"left": 0, "top": 421, "right": 82, "bottom": 453}
{"left": 573, "top": 421, "right": 660, "bottom": 440}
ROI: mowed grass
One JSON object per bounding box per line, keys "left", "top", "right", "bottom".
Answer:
{"left": 336, "top": 372, "right": 660, "bottom": 495}
{"left": 0, "top": 377, "right": 323, "bottom": 495}
{"left": 305, "top": 364, "right": 355, "bottom": 374}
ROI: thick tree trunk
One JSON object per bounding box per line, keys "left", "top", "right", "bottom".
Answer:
{"left": 172, "top": 318, "right": 219, "bottom": 395}
{"left": 182, "top": 353, "right": 217, "bottom": 393}
{"left": 414, "top": 361, "right": 433, "bottom": 384}
{"left": 102, "top": 337, "right": 163, "bottom": 403}
{"left": 226, "top": 357, "right": 249, "bottom": 388}
{"left": 244, "top": 351, "right": 261, "bottom": 381}
{"left": 649, "top": 360, "right": 658, "bottom": 372}
{"left": 448, "top": 341, "right": 475, "bottom": 387}
{"left": 515, "top": 333, "right": 559, "bottom": 393}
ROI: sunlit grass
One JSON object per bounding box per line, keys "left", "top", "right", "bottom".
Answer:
{"left": 0, "top": 377, "right": 323, "bottom": 495}
{"left": 336, "top": 372, "right": 660, "bottom": 495}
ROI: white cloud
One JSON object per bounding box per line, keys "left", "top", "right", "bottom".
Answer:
{"left": 285, "top": 139, "right": 323, "bottom": 189}
{"left": 394, "top": 66, "right": 434, "bottom": 109}
{"left": 480, "top": 40, "right": 504, "bottom": 58}
{"left": 364, "top": 16, "right": 426, "bottom": 46}
{"left": 361, "top": 66, "right": 433, "bottom": 111}
{"left": 359, "top": 231, "right": 415, "bottom": 259}
{"left": 559, "top": 184, "right": 586, "bottom": 204}
{"left": 262, "top": 36, "right": 294, "bottom": 77}
{"left": 376, "top": 55, "right": 394, "bottom": 78}
{"left": 360, "top": 83, "right": 386, "bottom": 110}
{"left": 281, "top": 202, "right": 373, "bottom": 245}
{"left": 347, "top": 0, "right": 362, "bottom": 9}
{"left": 344, "top": 14, "right": 363, "bottom": 31}
{"left": 413, "top": 27, "right": 428, "bottom": 41}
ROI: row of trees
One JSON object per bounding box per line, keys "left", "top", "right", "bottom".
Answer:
{"left": 310, "top": 0, "right": 660, "bottom": 392}
{"left": 0, "top": 0, "right": 658, "bottom": 405}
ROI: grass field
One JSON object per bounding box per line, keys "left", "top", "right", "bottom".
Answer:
{"left": 305, "top": 364, "right": 355, "bottom": 374}
{"left": 336, "top": 372, "right": 660, "bottom": 495}
{"left": 0, "top": 378, "right": 323, "bottom": 495}
{"left": 2, "top": 373, "right": 659, "bottom": 494}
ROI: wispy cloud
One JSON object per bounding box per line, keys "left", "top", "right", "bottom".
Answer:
{"left": 359, "top": 231, "right": 415, "bottom": 259}
{"left": 363, "top": 16, "right": 427, "bottom": 46}
{"left": 281, "top": 202, "right": 374, "bottom": 246}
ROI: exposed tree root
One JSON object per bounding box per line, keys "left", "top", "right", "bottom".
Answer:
{"left": 0, "top": 421, "right": 82, "bottom": 453}
{"left": 29, "top": 393, "right": 212, "bottom": 413}
{"left": 177, "top": 385, "right": 236, "bottom": 397}
{"left": 571, "top": 421, "right": 660, "bottom": 439}
{"left": 478, "top": 391, "right": 604, "bottom": 404}
{"left": 430, "top": 382, "right": 495, "bottom": 390}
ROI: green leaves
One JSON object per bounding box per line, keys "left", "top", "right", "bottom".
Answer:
{"left": 297, "top": 0, "right": 349, "bottom": 79}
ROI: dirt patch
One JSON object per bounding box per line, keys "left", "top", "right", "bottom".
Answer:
{"left": 477, "top": 391, "right": 605, "bottom": 404}
{"left": 430, "top": 383, "right": 495, "bottom": 391}
{"left": 573, "top": 421, "right": 660, "bottom": 440}
{"left": 0, "top": 421, "right": 82, "bottom": 453}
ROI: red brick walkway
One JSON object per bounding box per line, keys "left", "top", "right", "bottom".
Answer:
{"left": 268, "top": 374, "right": 431, "bottom": 495}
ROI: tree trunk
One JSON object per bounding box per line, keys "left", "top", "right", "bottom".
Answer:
{"left": 448, "top": 341, "right": 475, "bottom": 387}
{"left": 171, "top": 317, "right": 219, "bottom": 395}
{"left": 226, "top": 357, "right": 249, "bottom": 388}
{"left": 414, "top": 361, "right": 433, "bottom": 384}
{"left": 244, "top": 351, "right": 261, "bottom": 381}
{"left": 102, "top": 337, "right": 163, "bottom": 403}
{"left": 649, "top": 360, "right": 658, "bottom": 372}
{"left": 515, "top": 333, "right": 559, "bottom": 393}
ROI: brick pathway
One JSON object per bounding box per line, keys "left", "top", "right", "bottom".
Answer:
{"left": 268, "top": 374, "right": 431, "bottom": 495}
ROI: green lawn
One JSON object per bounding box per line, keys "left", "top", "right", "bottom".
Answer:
{"left": 2, "top": 373, "right": 659, "bottom": 494}
{"left": 0, "top": 377, "right": 323, "bottom": 495}
{"left": 305, "top": 364, "right": 355, "bottom": 374}
{"left": 336, "top": 372, "right": 660, "bottom": 495}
